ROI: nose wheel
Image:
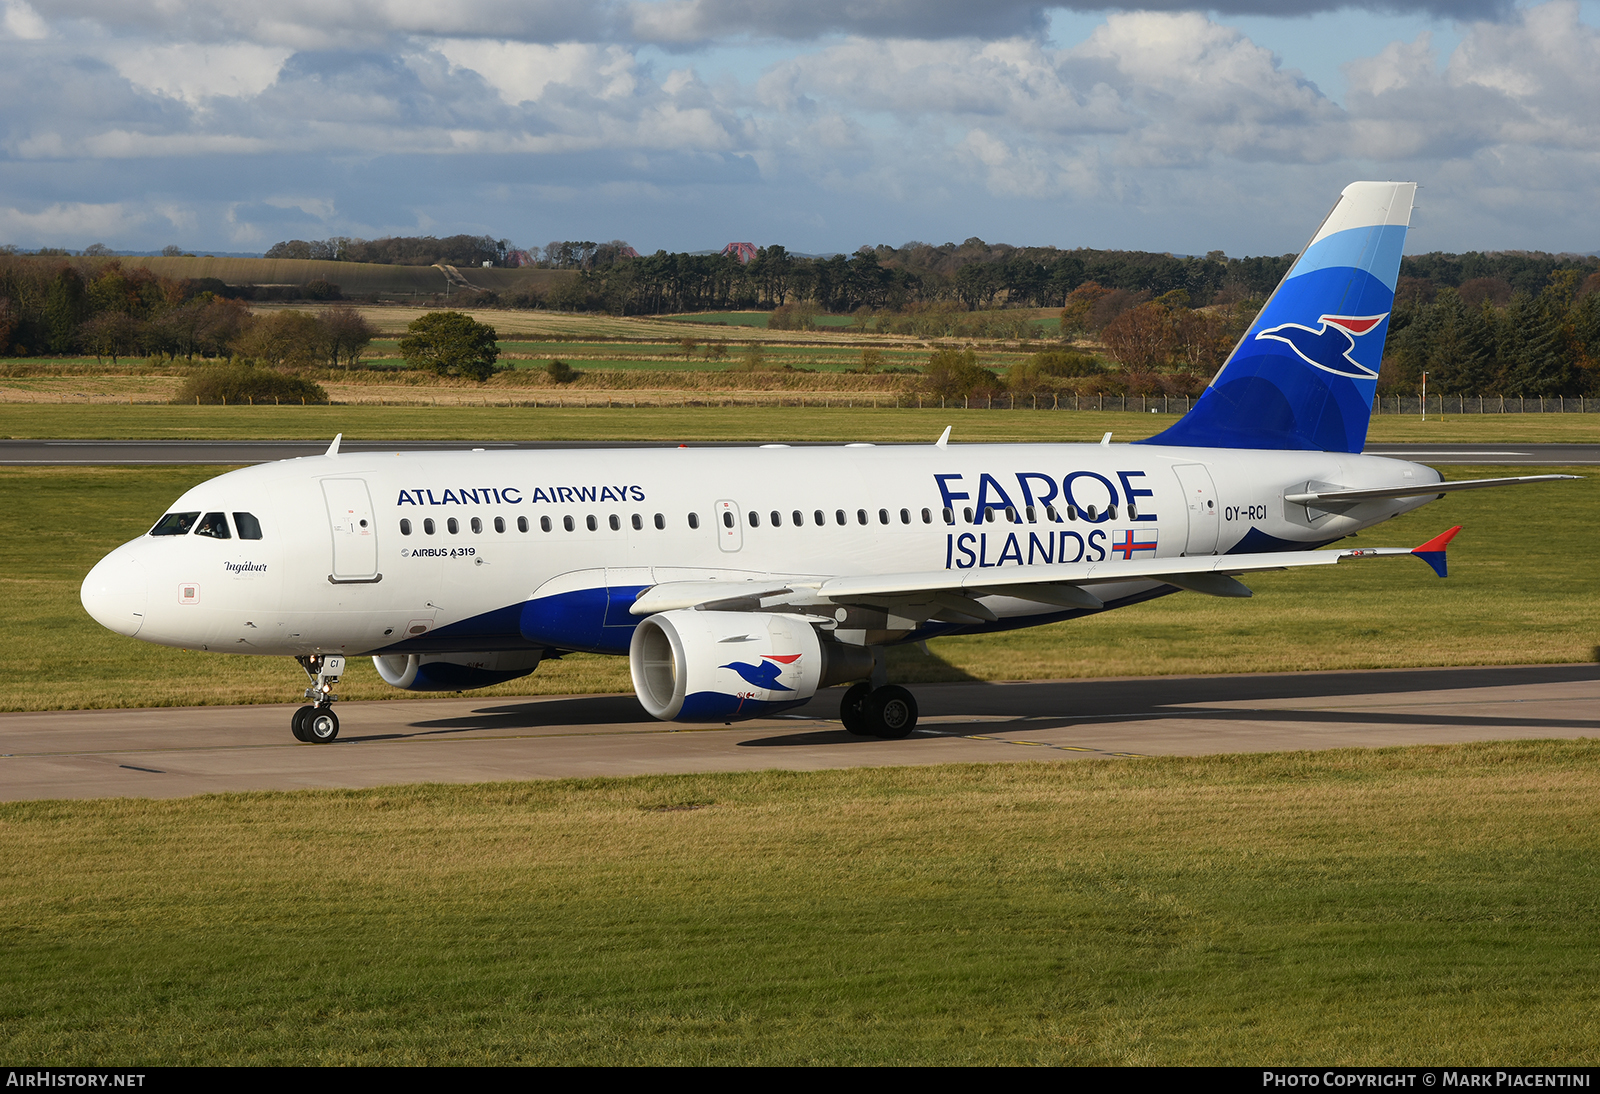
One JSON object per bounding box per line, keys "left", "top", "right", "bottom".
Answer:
{"left": 840, "top": 682, "right": 919, "bottom": 739}
{"left": 292, "top": 654, "right": 345, "bottom": 743}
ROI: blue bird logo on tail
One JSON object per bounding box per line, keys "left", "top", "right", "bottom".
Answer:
{"left": 1254, "top": 313, "right": 1388, "bottom": 378}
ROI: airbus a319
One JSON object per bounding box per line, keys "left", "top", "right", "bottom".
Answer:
{"left": 81, "top": 182, "right": 1574, "bottom": 742}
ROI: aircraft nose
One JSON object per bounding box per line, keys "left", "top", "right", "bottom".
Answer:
{"left": 81, "top": 545, "right": 148, "bottom": 638}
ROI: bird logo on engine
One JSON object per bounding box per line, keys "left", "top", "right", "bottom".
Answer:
{"left": 719, "top": 654, "right": 801, "bottom": 691}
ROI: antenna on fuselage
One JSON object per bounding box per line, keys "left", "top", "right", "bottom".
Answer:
{"left": 936, "top": 426, "right": 951, "bottom": 448}
{"left": 325, "top": 433, "right": 342, "bottom": 458}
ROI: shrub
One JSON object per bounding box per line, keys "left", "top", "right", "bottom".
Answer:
{"left": 922, "top": 348, "right": 1001, "bottom": 400}
{"left": 1029, "top": 350, "right": 1104, "bottom": 378}
{"left": 399, "top": 311, "right": 499, "bottom": 382}
{"left": 172, "top": 361, "right": 327, "bottom": 405}
{"left": 546, "top": 359, "right": 578, "bottom": 384}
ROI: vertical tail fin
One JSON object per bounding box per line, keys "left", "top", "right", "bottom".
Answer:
{"left": 1139, "top": 181, "right": 1416, "bottom": 453}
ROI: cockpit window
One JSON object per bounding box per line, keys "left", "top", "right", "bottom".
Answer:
{"left": 150, "top": 512, "right": 200, "bottom": 536}
{"left": 195, "top": 512, "right": 231, "bottom": 540}
{"left": 233, "top": 512, "right": 263, "bottom": 540}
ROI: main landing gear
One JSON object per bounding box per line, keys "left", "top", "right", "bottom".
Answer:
{"left": 291, "top": 654, "right": 345, "bottom": 743}
{"left": 839, "top": 682, "right": 919, "bottom": 739}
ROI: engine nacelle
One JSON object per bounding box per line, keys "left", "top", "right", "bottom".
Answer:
{"left": 372, "top": 650, "right": 542, "bottom": 692}
{"left": 629, "top": 610, "right": 874, "bottom": 722}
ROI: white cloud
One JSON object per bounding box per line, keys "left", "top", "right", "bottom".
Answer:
{"left": 2, "top": 0, "right": 48, "bottom": 39}
{"left": 110, "top": 43, "right": 292, "bottom": 104}
{"left": 0, "top": 201, "right": 139, "bottom": 244}
{"left": 430, "top": 40, "right": 637, "bottom": 105}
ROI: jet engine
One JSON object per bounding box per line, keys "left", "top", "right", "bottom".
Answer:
{"left": 372, "top": 650, "right": 542, "bottom": 692}
{"left": 629, "top": 609, "right": 875, "bottom": 722}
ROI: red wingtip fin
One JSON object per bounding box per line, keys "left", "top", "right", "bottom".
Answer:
{"left": 1413, "top": 525, "right": 1462, "bottom": 554}
{"left": 1411, "top": 525, "right": 1461, "bottom": 578}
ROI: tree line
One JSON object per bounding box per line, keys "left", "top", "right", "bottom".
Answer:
{"left": 265, "top": 234, "right": 512, "bottom": 267}
{"left": 0, "top": 257, "right": 372, "bottom": 366}
{"left": 1383, "top": 270, "right": 1600, "bottom": 396}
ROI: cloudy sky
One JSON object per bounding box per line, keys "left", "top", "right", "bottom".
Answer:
{"left": 2, "top": 0, "right": 1597, "bottom": 258}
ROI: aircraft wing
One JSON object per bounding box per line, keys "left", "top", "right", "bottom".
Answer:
{"left": 631, "top": 527, "right": 1463, "bottom": 622}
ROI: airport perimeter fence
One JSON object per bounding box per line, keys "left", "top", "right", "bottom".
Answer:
{"left": 3, "top": 391, "right": 1598, "bottom": 412}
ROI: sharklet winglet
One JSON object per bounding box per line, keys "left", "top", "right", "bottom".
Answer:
{"left": 1410, "top": 525, "right": 1461, "bottom": 578}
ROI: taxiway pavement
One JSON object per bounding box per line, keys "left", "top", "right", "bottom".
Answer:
{"left": 3, "top": 663, "right": 1594, "bottom": 801}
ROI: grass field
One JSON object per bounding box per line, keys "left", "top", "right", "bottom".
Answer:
{"left": 2, "top": 743, "right": 1597, "bottom": 1064}
{"left": 2, "top": 402, "right": 1599, "bottom": 442}
{"left": 2, "top": 456, "right": 1593, "bottom": 711}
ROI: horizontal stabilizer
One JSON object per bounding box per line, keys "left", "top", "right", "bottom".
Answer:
{"left": 1285, "top": 474, "right": 1579, "bottom": 506}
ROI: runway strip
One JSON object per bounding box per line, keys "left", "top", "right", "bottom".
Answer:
{"left": 4, "top": 663, "right": 1595, "bottom": 801}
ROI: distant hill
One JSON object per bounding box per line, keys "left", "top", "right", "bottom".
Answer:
{"left": 116, "top": 256, "right": 572, "bottom": 299}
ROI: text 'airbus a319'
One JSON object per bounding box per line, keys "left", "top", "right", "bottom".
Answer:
{"left": 81, "top": 182, "right": 1575, "bottom": 743}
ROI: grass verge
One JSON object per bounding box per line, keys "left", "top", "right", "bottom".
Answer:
{"left": 2, "top": 403, "right": 1599, "bottom": 442}
{"left": 2, "top": 743, "right": 1597, "bottom": 1064}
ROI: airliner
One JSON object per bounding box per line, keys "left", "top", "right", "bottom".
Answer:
{"left": 81, "top": 182, "right": 1573, "bottom": 743}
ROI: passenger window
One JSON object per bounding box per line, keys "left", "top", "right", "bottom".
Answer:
{"left": 424, "top": 518, "right": 436, "bottom": 535}
{"left": 1046, "top": 505, "right": 1060, "bottom": 522}
{"left": 447, "top": 518, "right": 459, "bottom": 534}
{"left": 518, "top": 516, "right": 529, "bottom": 533}
{"left": 233, "top": 512, "right": 263, "bottom": 540}
{"left": 1127, "top": 504, "right": 1138, "bottom": 520}
{"left": 815, "top": 510, "right": 825, "bottom": 526}
{"left": 151, "top": 512, "right": 201, "bottom": 536}
{"left": 793, "top": 510, "right": 804, "bottom": 526}
{"left": 984, "top": 507, "right": 995, "bottom": 524}
{"left": 1107, "top": 505, "right": 1117, "bottom": 521}
{"left": 471, "top": 517, "right": 483, "bottom": 534}
{"left": 494, "top": 516, "right": 505, "bottom": 533}
{"left": 1067, "top": 505, "right": 1078, "bottom": 521}
{"left": 585, "top": 515, "right": 597, "bottom": 531}
{"left": 541, "top": 516, "right": 552, "bottom": 532}
{"left": 748, "top": 511, "right": 760, "bottom": 528}
{"left": 922, "top": 508, "right": 932, "bottom": 524}
{"left": 771, "top": 511, "right": 782, "bottom": 527}
{"left": 963, "top": 506, "right": 973, "bottom": 524}
{"left": 942, "top": 507, "right": 953, "bottom": 525}
{"left": 609, "top": 515, "right": 621, "bottom": 531}
{"left": 400, "top": 519, "right": 413, "bottom": 536}
{"left": 899, "top": 508, "right": 910, "bottom": 524}
{"left": 1025, "top": 506, "right": 1035, "bottom": 523}
{"left": 654, "top": 514, "right": 665, "bottom": 530}
{"left": 564, "top": 516, "right": 575, "bottom": 532}
{"left": 1004, "top": 506, "right": 1016, "bottom": 523}
{"left": 194, "top": 512, "right": 231, "bottom": 539}
{"left": 1086, "top": 505, "right": 1098, "bottom": 521}
{"left": 724, "top": 511, "right": 736, "bottom": 529}
{"left": 835, "top": 509, "right": 846, "bottom": 526}
{"left": 878, "top": 509, "right": 889, "bottom": 525}
{"left": 688, "top": 513, "right": 700, "bottom": 530}
{"left": 632, "top": 514, "right": 643, "bottom": 530}
{"left": 856, "top": 509, "right": 868, "bottom": 525}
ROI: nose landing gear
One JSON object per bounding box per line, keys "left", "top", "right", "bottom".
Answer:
{"left": 292, "top": 654, "right": 345, "bottom": 743}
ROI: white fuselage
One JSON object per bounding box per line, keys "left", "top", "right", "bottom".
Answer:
{"left": 81, "top": 441, "right": 1441, "bottom": 658}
